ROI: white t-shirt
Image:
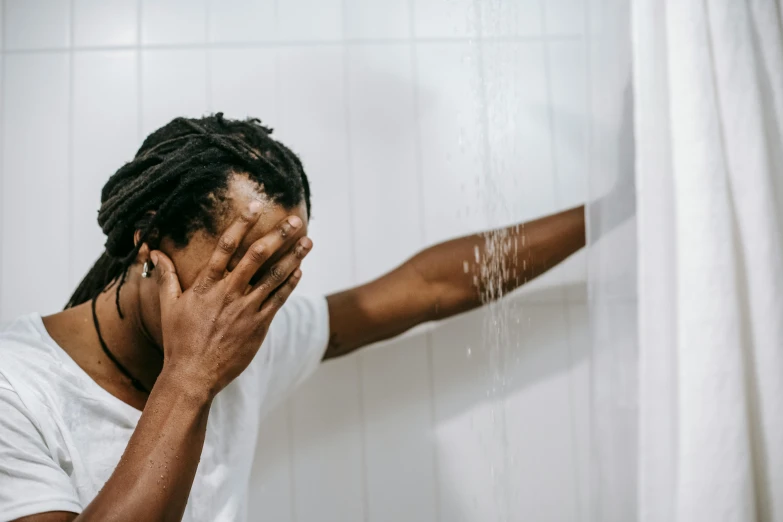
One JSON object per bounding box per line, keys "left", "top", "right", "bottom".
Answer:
{"left": 0, "top": 295, "right": 329, "bottom": 522}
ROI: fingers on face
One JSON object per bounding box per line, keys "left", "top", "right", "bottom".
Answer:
{"left": 259, "top": 268, "right": 303, "bottom": 317}
{"left": 229, "top": 215, "right": 305, "bottom": 291}
{"left": 150, "top": 250, "right": 182, "bottom": 303}
{"left": 249, "top": 236, "right": 311, "bottom": 304}
{"left": 200, "top": 201, "right": 263, "bottom": 285}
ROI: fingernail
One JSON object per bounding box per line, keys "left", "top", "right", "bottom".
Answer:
{"left": 249, "top": 201, "right": 262, "bottom": 214}
{"left": 299, "top": 237, "right": 312, "bottom": 249}
{"left": 294, "top": 268, "right": 302, "bottom": 279}
{"left": 150, "top": 252, "right": 159, "bottom": 265}
{"left": 287, "top": 216, "right": 302, "bottom": 228}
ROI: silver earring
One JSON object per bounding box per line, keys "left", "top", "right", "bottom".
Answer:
{"left": 142, "top": 261, "right": 152, "bottom": 278}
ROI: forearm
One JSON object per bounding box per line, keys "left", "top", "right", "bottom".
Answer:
{"left": 77, "top": 369, "right": 212, "bottom": 522}
{"left": 324, "top": 206, "right": 586, "bottom": 359}
{"left": 410, "top": 205, "right": 586, "bottom": 319}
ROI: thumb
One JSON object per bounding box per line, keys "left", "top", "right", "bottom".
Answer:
{"left": 150, "top": 250, "right": 182, "bottom": 303}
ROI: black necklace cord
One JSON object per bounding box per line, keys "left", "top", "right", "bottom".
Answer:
{"left": 91, "top": 297, "right": 150, "bottom": 394}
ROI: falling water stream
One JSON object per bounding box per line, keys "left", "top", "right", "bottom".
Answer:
{"left": 460, "top": 1, "right": 527, "bottom": 519}
{"left": 445, "top": 1, "right": 638, "bottom": 520}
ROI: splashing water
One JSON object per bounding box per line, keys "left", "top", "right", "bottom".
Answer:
{"left": 471, "top": 203, "right": 518, "bottom": 522}
{"left": 437, "top": 0, "right": 528, "bottom": 517}
{"left": 462, "top": 1, "right": 529, "bottom": 519}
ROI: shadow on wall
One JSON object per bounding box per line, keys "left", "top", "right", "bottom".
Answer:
{"left": 254, "top": 282, "right": 592, "bottom": 520}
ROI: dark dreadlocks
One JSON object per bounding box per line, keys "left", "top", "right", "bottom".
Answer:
{"left": 66, "top": 113, "right": 311, "bottom": 316}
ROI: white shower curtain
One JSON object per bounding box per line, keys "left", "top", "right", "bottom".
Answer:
{"left": 634, "top": 2, "right": 783, "bottom": 522}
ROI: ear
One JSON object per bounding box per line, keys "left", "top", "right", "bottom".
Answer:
{"left": 134, "top": 237, "right": 151, "bottom": 265}
{"left": 133, "top": 211, "right": 158, "bottom": 263}
{"left": 134, "top": 228, "right": 153, "bottom": 265}
{"left": 133, "top": 228, "right": 144, "bottom": 247}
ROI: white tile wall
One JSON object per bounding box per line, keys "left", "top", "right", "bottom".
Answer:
{"left": 415, "top": 43, "right": 487, "bottom": 244}
{"left": 141, "top": 0, "right": 206, "bottom": 45}
{"left": 207, "top": 0, "right": 276, "bottom": 43}
{"left": 413, "top": 0, "right": 477, "bottom": 39}
{"left": 277, "top": 0, "right": 343, "bottom": 42}
{"left": 248, "top": 402, "right": 296, "bottom": 520}
{"left": 544, "top": 37, "right": 591, "bottom": 303}
{"left": 5, "top": 0, "right": 71, "bottom": 50}
{"left": 504, "top": 304, "right": 577, "bottom": 521}
{"left": 361, "top": 336, "right": 438, "bottom": 522}
{"left": 565, "top": 302, "right": 592, "bottom": 521}
{"left": 2, "top": 53, "right": 70, "bottom": 318}
{"left": 275, "top": 46, "right": 354, "bottom": 295}
{"left": 0, "top": 1, "right": 599, "bottom": 521}
{"left": 548, "top": 40, "right": 589, "bottom": 210}
{"left": 208, "top": 47, "right": 278, "bottom": 119}
{"left": 290, "top": 358, "right": 365, "bottom": 522}
{"left": 483, "top": 41, "right": 556, "bottom": 226}
{"left": 71, "top": 50, "right": 139, "bottom": 286}
{"left": 544, "top": 0, "right": 585, "bottom": 36}
{"left": 431, "top": 309, "right": 508, "bottom": 522}
{"left": 480, "top": 0, "right": 543, "bottom": 37}
{"left": 344, "top": 0, "right": 410, "bottom": 40}
{"left": 141, "top": 49, "right": 208, "bottom": 136}
{"left": 347, "top": 44, "right": 423, "bottom": 281}
{"left": 73, "top": 0, "right": 138, "bottom": 47}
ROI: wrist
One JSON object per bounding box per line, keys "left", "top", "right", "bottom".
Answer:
{"left": 156, "top": 361, "right": 217, "bottom": 406}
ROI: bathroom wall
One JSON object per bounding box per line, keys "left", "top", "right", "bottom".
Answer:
{"left": 0, "top": 0, "right": 598, "bottom": 520}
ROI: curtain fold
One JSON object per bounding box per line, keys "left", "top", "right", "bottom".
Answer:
{"left": 634, "top": 2, "right": 783, "bottom": 522}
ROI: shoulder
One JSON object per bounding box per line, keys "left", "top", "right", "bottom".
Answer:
{"left": 0, "top": 318, "right": 59, "bottom": 461}
{"left": 0, "top": 314, "right": 63, "bottom": 376}
{"left": 0, "top": 313, "right": 64, "bottom": 376}
{"left": 0, "top": 314, "right": 74, "bottom": 416}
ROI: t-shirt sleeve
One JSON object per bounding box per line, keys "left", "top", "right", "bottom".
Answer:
{"left": 0, "top": 381, "right": 82, "bottom": 520}
{"left": 259, "top": 294, "right": 330, "bottom": 416}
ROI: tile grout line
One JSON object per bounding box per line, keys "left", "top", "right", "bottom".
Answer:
{"left": 272, "top": 7, "right": 300, "bottom": 517}
{"left": 67, "top": 0, "right": 75, "bottom": 290}
{"left": 408, "top": 6, "right": 427, "bottom": 268}
{"left": 579, "top": 2, "right": 594, "bottom": 520}
{"left": 540, "top": 4, "right": 585, "bottom": 520}
{"left": 136, "top": 0, "right": 143, "bottom": 143}
{"left": 0, "top": 0, "right": 5, "bottom": 318}
{"left": 563, "top": 294, "right": 583, "bottom": 521}
{"left": 407, "top": 1, "right": 442, "bottom": 520}
{"left": 339, "top": 4, "right": 369, "bottom": 520}
{"left": 584, "top": 4, "right": 595, "bottom": 311}
{"left": 540, "top": 3, "right": 564, "bottom": 288}
{"left": 286, "top": 397, "right": 298, "bottom": 522}
{"left": 204, "top": 0, "right": 212, "bottom": 114}
{"left": 264, "top": 9, "right": 300, "bottom": 517}
{"left": 0, "top": 34, "right": 585, "bottom": 55}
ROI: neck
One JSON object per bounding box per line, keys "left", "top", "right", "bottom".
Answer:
{"left": 92, "top": 280, "right": 163, "bottom": 392}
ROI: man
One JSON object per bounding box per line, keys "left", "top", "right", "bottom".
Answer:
{"left": 0, "top": 114, "right": 611, "bottom": 521}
